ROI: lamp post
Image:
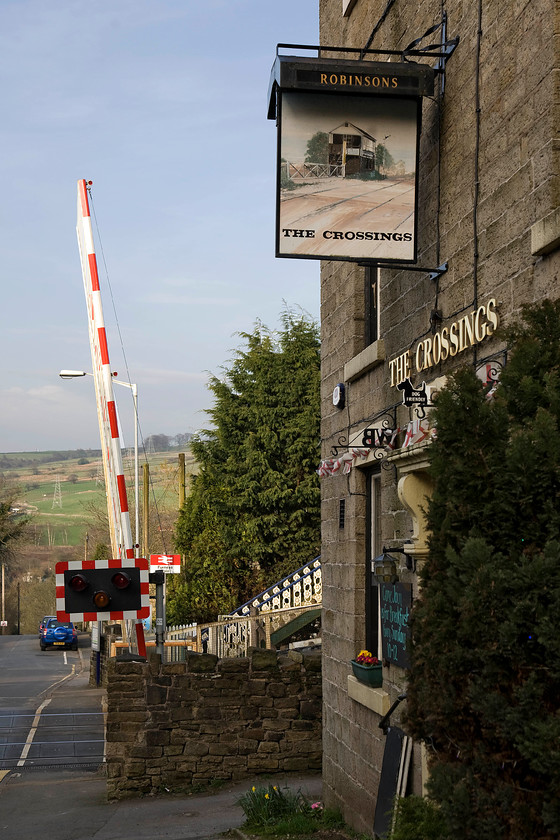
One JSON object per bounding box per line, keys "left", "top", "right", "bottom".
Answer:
{"left": 59, "top": 370, "right": 140, "bottom": 557}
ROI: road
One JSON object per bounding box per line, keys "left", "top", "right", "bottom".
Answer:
{"left": 0, "top": 634, "right": 322, "bottom": 840}
{"left": 0, "top": 632, "right": 104, "bottom": 773}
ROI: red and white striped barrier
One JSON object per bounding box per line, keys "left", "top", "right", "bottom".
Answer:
{"left": 76, "top": 179, "right": 134, "bottom": 560}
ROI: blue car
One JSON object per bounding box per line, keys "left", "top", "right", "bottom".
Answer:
{"left": 40, "top": 619, "right": 78, "bottom": 651}
{"left": 38, "top": 615, "right": 55, "bottom": 636}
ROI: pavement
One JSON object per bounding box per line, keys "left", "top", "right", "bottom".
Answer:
{"left": 0, "top": 767, "right": 323, "bottom": 840}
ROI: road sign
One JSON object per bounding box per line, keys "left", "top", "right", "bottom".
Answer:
{"left": 149, "top": 554, "right": 181, "bottom": 573}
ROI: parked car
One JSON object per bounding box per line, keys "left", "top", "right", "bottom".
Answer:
{"left": 40, "top": 619, "right": 78, "bottom": 651}
{"left": 38, "top": 615, "right": 56, "bottom": 636}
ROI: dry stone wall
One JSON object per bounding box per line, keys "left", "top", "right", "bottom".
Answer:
{"left": 105, "top": 648, "right": 322, "bottom": 799}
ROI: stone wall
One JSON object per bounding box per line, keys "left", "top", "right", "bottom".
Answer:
{"left": 105, "top": 648, "right": 322, "bottom": 799}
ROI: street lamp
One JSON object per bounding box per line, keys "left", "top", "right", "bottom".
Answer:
{"left": 59, "top": 370, "right": 140, "bottom": 558}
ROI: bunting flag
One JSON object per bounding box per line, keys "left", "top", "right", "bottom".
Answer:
{"left": 317, "top": 447, "right": 370, "bottom": 477}
{"left": 402, "top": 418, "right": 432, "bottom": 448}
{"left": 318, "top": 420, "right": 435, "bottom": 476}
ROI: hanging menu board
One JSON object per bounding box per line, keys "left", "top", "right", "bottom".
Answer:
{"left": 380, "top": 582, "right": 412, "bottom": 668}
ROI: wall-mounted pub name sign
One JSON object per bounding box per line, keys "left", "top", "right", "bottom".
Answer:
{"left": 389, "top": 299, "right": 499, "bottom": 387}
{"left": 268, "top": 55, "right": 434, "bottom": 264}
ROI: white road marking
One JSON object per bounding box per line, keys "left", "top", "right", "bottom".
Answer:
{"left": 17, "top": 698, "right": 51, "bottom": 766}
{"left": 17, "top": 666, "right": 76, "bottom": 767}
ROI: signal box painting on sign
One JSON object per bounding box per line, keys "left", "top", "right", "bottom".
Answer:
{"left": 277, "top": 92, "right": 420, "bottom": 262}
{"left": 55, "top": 558, "right": 150, "bottom": 622}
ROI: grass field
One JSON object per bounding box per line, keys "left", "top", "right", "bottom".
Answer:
{"left": 3, "top": 448, "right": 197, "bottom": 549}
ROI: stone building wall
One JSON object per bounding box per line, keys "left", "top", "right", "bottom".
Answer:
{"left": 105, "top": 648, "right": 322, "bottom": 799}
{"left": 317, "top": 0, "right": 560, "bottom": 834}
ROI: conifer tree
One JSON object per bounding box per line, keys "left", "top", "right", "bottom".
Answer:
{"left": 0, "top": 476, "right": 29, "bottom": 576}
{"left": 405, "top": 300, "right": 560, "bottom": 839}
{"left": 169, "top": 309, "right": 321, "bottom": 623}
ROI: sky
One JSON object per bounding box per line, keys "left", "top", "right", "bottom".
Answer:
{"left": 0, "top": 0, "right": 320, "bottom": 453}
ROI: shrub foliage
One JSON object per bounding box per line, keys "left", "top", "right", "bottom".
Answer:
{"left": 405, "top": 300, "right": 560, "bottom": 839}
{"left": 169, "top": 309, "right": 321, "bottom": 623}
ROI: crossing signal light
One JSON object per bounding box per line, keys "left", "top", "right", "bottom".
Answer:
{"left": 63, "top": 566, "right": 142, "bottom": 618}
{"left": 69, "top": 573, "right": 88, "bottom": 592}
{"left": 112, "top": 571, "right": 131, "bottom": 589}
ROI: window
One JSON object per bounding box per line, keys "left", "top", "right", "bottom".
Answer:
{"left": 365, "top": 265, "right": 379, "bottom": 345}
{"left": 366, "top": 471, "right": 382, "bottom": 655}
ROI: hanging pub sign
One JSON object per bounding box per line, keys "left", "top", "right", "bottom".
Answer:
{"left": 268, "top": 55, "right": 434, "bottom": 263}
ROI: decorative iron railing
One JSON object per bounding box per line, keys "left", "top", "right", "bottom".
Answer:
{"left": 166, "top": 622, "right": 197, "bottom": 641}
{"left": 229, "top": 556, "right": 322, "bottom": 617}
{"left": 164, "top": 557, "right": 322, "bottom": 659}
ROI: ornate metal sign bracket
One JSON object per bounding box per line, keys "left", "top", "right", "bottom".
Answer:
{"left": 330, "top": 408, "right": 398, "bottom": 457}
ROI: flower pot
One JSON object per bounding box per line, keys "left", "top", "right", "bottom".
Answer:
{"left": 351, "top": 660, "right": 383, "bottom": 687}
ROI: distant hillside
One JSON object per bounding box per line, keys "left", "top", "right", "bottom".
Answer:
{"left": 0, "top": 449, "right": 102, "bottom": 469}
{"left": 2, "top": 443, "right": 198, "bottom": 551}
{"left": 0, "top": 433, "right": 194, "bottom": 470}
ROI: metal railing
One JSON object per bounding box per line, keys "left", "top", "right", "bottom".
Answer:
{"left": 229, "top": 556, "right": 322, "bottom": 617}
{"left": 166, "top": 623, "right": 197, "bottom": 641}
{"left": 198, "top": 604, "right": 318, "bottom": 658}
{"left": 162, "top": 557, "right": 322, "bottom": 660}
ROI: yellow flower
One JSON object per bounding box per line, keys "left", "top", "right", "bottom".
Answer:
{"left": 252, "top": 786, "right": 256, "bottom": 792}
{"left": 265, "top": 793, "right": 269, "bottom": 799}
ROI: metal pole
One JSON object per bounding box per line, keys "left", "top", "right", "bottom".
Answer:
{"left": 142, "top": 463, "right": 150, "bottom": 558}
{"left": 178, "top": 453, "right": 185, "bottom": 509}
{"left": 132, "top": 384, "right": 139, "bottom": 558}
{"left": 155, "top": 571, "right": 165, "bottom": 656}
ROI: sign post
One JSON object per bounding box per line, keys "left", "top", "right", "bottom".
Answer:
{"left": 148, "top": 555, "right": 180, "bottom": 655}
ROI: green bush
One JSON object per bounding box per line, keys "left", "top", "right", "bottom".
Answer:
{"left": 391, "top": 796, "right": 448, "bottom": 840}
{"left": 405, "top": 300, "right": 560, "bottom": 838}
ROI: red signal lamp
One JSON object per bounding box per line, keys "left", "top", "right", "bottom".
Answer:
{"left": 112, "top": 571, "right": 131, "bottom": 590}
{"left": 69, "top": 573, "right": 88, "bottom": 592}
